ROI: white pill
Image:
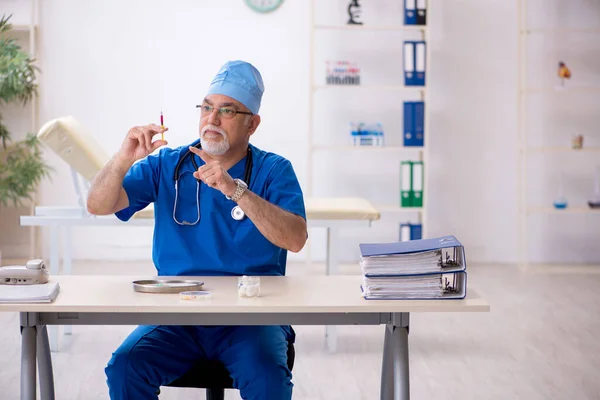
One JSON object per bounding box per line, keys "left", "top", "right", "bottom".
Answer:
{"left": 248, "top": 285, "right": 259, "bottom": 297}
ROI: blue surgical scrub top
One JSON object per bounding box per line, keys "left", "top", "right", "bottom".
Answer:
{"left": 115, "top": 139, "right": 306, "bottom": 277}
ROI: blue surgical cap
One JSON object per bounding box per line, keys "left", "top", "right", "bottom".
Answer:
{"left": 206, "top": 60, "right": 264, "bottom": 115}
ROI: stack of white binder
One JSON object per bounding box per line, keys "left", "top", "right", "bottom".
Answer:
{"left": 359, "top": 235, "right": 467, "bottom": 300}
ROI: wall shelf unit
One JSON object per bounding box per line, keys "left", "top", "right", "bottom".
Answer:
{"left": 517, "top": 0, "right": 600, "bottom": 265}
{"left": 308, "top": 0, "right": 431, "bottom": 244}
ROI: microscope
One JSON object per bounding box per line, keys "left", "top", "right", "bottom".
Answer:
{"left": 347, "top": 0, "right": 363, "bottom": 25}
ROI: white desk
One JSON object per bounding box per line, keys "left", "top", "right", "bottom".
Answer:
{"left": 20, "top": 197, "right": 380, "bottom": 352}
{"left": 1, "top": 275, "right": 490, "bottom": 400}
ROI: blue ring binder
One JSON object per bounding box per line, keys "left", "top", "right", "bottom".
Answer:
{"left": 359, "top": 235, "right": 467, "bottom": 300}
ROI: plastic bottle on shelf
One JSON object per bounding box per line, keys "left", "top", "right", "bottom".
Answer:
{"left": 553, "top": 172, "right": 568, "bottom": 209}
{"left": 361, "top": 123, "right": 374, "bottom": 146}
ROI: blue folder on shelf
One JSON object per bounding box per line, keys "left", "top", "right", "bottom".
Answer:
{"left": 403, "top": 41, "right": 426, "bottom": 86}
{"left": 411, "top": 223, "right": 422, "bottom": 240}
{"left": 404, "top": 0, "right": 427, "bottom": 26}
{"left": 404, "top": 0, "right": 417, "bottom": 25}
{"left": 359, "top": 235, "right": 467, "bottom": 300}
{"left": 414, "top": 101, "right": 424, "bottom": 146}
{"left": 403, "top": 101, "right": 425, "bottom": 147}
{"left": 399, "top": 223, "right": 422, "bottom": 241}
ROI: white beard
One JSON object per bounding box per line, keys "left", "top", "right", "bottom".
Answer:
{"left": 200, "top": 125, "right": 230, "bottom": 156}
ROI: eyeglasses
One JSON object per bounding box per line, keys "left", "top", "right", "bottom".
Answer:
{"left": 196, "top": 104, "right": 253, "bottom": 120}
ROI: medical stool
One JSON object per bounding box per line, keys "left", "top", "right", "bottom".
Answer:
{"left": 163, "top": 341, "right": 295, "bottom": 400}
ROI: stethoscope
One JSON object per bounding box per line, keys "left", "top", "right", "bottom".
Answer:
{"left": 172, "top": 142, "right": 253, "bottom": 226}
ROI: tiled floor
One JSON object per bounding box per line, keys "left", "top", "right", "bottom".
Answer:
{"left": 1, "top": 260, "right": 599, "bottom": 399}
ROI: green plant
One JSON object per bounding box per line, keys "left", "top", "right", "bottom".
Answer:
{"left": 0, "top": 14, "right": 51, "bottom": 207}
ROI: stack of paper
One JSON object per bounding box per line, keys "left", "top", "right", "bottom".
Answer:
{"left": 0, "top": 281, "right": 60, "bottom": 303}
{"left": 359, "top": 249, "right": 443, "bottom": 276}
{"left": 362, "top": 275, "right": 444, "bottom": 299}
{"left": 359, "top": 235, "right": 467, "bottom": 300}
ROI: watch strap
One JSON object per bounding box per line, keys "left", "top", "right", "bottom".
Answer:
{"left": 230, "top": 179, "right": 248, "bottom": 202}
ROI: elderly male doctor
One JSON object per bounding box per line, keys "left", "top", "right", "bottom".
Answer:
{"left": 87, "top": 60, "right": 307, "bottom": 400}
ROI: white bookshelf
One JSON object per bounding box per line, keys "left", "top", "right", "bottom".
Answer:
{"left": 527, "top": 206, "right": 600, "bottom": 215}
{"left": 308, "top": 0, "right": 430, "bottom": 243}
{"left": 314, "top": 24, "right": 427, "bottom": 32}
{"left": 517, "top": 0, "right": 600, "bottom": 266}
{"left": 312, "top": 145, "right": 426, "bottom": 153}
{"left": 525, "top": 147, "right": 600, "bottom": 154}
{"left": 524, "top": 86, "right": 600, "bottom": 94}
{"left": 313, "top": 84, "right": 426, "bottom": 92}
{"left": 522, "top": 28, "right": 600, "bottom": 35}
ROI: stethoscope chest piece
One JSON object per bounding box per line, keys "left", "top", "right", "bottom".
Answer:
{"left": 231, "top": 206, "right": 245, "bottom": 221}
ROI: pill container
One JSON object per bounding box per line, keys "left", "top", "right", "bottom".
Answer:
{"left": 237, "top": 276, "right": 260, "bottom": 298}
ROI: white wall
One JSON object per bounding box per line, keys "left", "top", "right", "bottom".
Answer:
{"left": 34, "top": 0, "right": 311, "bottom": 262}
{"left": 2, "top": 0, "right": 599, "bottom": 266}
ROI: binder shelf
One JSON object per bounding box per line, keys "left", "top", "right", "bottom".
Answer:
{"left": 400, "top": 161, "right": 424, "bottom": 208}
{"left": 308, "top": 0, "right": 431, "bottom": 242}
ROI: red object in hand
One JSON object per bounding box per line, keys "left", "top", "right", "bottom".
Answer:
{"left": 160, "top": 111, "right": 165, "bottom": 141}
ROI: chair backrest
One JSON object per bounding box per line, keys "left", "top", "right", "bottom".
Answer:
{"left": 37, "top": 116, "right": 109, "bottom": 182}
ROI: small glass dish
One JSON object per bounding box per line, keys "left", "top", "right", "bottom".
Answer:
{"left": 238, "top": 276, "right": 260, "bottom": 298}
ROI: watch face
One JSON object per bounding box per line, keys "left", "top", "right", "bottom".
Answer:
{"left": 244, "top": 0, "right": 284, "bottom": 13}
{"left": 235, "top": 178, "right": 248, "bottom": 189}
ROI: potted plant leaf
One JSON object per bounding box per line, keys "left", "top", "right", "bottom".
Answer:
{"left": 0, "top": 14, "right": 52, "bottom": 264}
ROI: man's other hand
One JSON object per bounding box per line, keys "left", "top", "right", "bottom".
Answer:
{"left": 189, "top": 146, "right": 237, "bottom": 197}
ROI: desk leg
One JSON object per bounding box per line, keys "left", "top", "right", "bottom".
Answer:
{"left": 20, "top": 317, "right": 37, "bottom": 400}
{"left": 325, "top": 326, "right": 337, "bottom": 354}
{"left": 37, "top": 325, "right": 56, "bottom": 400}
{"left": 325, "top": 227, "right": 339, "bottom": 275}
{"left": 49, "top": 225, "right": 60, "bottom": 352}
{"left": 62, "top": 226, "right": 73, "bottom": 336}
{"left": 325, "top": 227, "right": 339, "bottom": 353}
{"left": 381, "top": 325, "right": 394, "bottom": 399}
{"left": 381, "top": 313, "right": 410, "bottom": 400}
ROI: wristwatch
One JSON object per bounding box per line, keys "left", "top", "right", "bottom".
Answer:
{"left": 227, "top": 179, "right": 248, "bottom": 202}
